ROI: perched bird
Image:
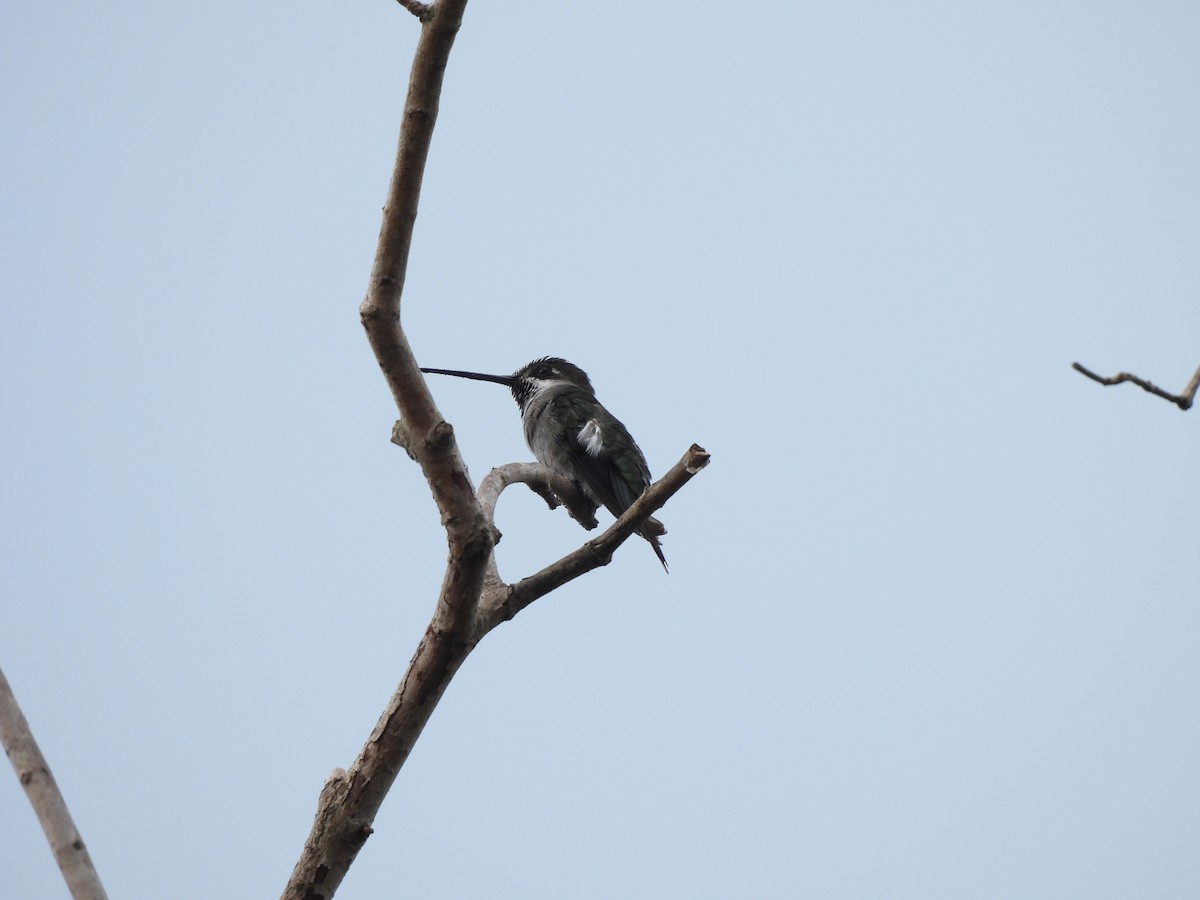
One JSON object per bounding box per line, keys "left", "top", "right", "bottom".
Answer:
{"left": 421, "top": 357, "right": 668, "bottom": 570}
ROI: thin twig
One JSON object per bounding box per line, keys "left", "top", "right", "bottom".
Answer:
{"left": 1072, "top": 362, "right": 1200, "bottom": 411}
{"left": 0, "top": 666, "right": 109, "bottom": 900}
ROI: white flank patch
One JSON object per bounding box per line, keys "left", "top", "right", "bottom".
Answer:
{"left": 578, "top": 419, "right": 604, "bottom": 456}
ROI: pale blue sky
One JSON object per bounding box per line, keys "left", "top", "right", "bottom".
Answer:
{"left": 3, "top": 1, "right": 1198, "bottom": 897}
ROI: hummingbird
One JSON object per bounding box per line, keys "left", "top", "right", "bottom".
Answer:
{"left": 420, "top": 357, "right": 668, "bottom": 571}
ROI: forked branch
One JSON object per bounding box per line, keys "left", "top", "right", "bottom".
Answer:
{"left": 478, "top": 445, "right": 710, "bottom": 633}
{"left": 284, "top": 1, "right": 709, "bottom": 897}
{"left": 281, "top": 447, "right": 708, "bottom": 899}
{"left": 284, "top": 3, "right": 475, "bottom": 897}
{"left": 1073, "top": 361, "right": 1200, "bottom": 411}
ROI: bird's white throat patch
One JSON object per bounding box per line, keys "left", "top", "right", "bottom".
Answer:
{"left": 578, "top": 419, "right": 604, "bottom": 456}
{"left": 524, "top": 377, "right": 559, "bottom": 400}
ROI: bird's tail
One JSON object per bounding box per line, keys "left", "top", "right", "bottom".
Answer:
{"left": 640, "top": 516, "right": 668, "bottom": 572}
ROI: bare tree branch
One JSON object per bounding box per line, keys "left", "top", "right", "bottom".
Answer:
{"left": 1072, "top": 361, "right": 1200, "bottom": 411}
{"left": 477, "top": 461, "right": 600, "bottom": 532}
{"left": 356, "top": 0, "right": 488, "bottom": 644}
{"left": 478, "top": 445, "right": 711, "bottom": 633}
{"left": 283, "top": 3, "right": 710, "bottom": 896}
{"left": 284, "top": 3, "right": 475, "bottom": 897}
{"left": 0, "top": 666, "right": 109, "bottom": 900}
{"left": 283, "top": 444, "right": 709, "bottom": 898}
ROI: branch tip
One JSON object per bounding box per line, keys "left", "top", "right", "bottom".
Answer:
{"left": 684, "top": 444, "right": 710, "bottom": 474}
{"left": 395, "top": 0, "right": 432, "bottom": 19}
{"left": 1073, "top": 361, "right": 1199, "bottom": 411}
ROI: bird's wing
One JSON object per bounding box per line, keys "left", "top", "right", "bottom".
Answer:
{"left": 551, "top": 397, "right": 651, "bottom": 520}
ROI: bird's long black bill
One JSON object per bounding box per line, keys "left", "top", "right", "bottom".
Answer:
{"left": 420, "top": 367, "right": 518, "bottom": 387}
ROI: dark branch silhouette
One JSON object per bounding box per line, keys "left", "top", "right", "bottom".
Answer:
{"left": 1072, "top": 362, "right": 1200, "bottom": 411}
